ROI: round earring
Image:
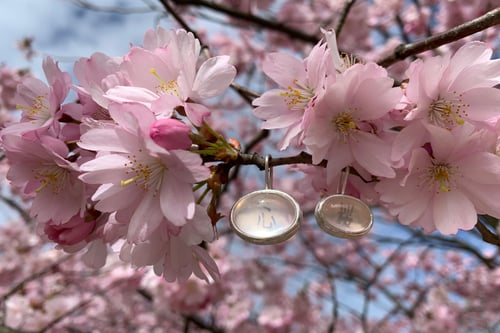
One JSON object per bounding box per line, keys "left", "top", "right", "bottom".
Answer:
{"left": 229, "top": 155, "right": 302, "bottom": 245}
{"left": 314, "top": 166, "right": 373, "bottom": 238}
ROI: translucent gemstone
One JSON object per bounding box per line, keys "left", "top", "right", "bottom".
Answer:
{"left": 230, "top": 189, "right": 301, "bottom": 245}
{"left": 315, "top": 194, "right": 373, "bottom": 238}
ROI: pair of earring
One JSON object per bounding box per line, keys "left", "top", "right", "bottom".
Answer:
{"left": 229, "top": 155, "right": 373, "bottom": 245}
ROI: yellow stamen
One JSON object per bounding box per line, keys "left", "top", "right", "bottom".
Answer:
{"left": 332, "top": 112, "right": 357, "bottom": 142}
{"left": 419, "top": 161, "right": 460, "bottom": 194}
{"left": 149, "top": 68, "right": 179, "bottom": 96}
{"left": 428, "top": 93, "right": 469, "bottom": 128}
{"left": 33, "top": 166, "right": 69, "bottom": 194}
{"left": 120, "top": 176, "right": 141, "bottom": 187}
{"left": 278, "top": 79, "right": 314, "bottom": 111}
{"left": 432, "top": 164, "right": 452, "bottom": 192}
{"left": 121, "top": 154, "right": 165, "bottom": 193}
{"left": 17, "top": 95, "right": 49, "bottom": 120}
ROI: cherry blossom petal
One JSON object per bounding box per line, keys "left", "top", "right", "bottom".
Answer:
{"left": 105, "top": 86, "right": 158, "bottom": 105}
{"left": 433, "top": 190, "right": 476, "bottom": 235}
{"left": 108, "top": 102, "right": 155, "bottom": 135}
{"left": 461, "top": 87, "right": 500, "bottom": 121}
{"left": 459, "top": 152, "right": 500, "bottom": 184}
{"left": 261, "top": 113, "right": 301, "bottom": 129}
{"left": 79, "top": 128, "right": 129, "bottom": 153}
{"left": 459, "top": 179, "right": 500, "bottom": 218}
{"left": 82, "top": 239, "right": 107, "bottom": 269}
{"left": 184, "top": 102, "right": 211, "bottom": 126}
{"left": 128, "top": 192, "right": 163, "bottom": 242}
{"left": 325, "top": 144, "right": 353, "bottom": 185}
{"left": 278, "top": 123, "right": 303, "bottom": 150}
{"left": 192, "top": 245, "right": 220, "bottom": 282}
{"left": 352, "top": 77, "right": 402, "bottom": 120}
{"left": 351, "top": 131, "right": 395, "bottom": 178}
{"left": 261, "top": 52, "right": 307, "bottom": 87}
{"left": 445, "top": 42, "right": 494, "bottom": 87}
{"left": 160, "top": 174, "right": 194, "bottom": 226}
{"left": 191, "top": 56, "right": 236, "bottom": 100}
{"left": 391, "top": 122, "right": 428, "bottom": 163}
{"left": 450, "top": 59, "right": 500, "bottom": 92}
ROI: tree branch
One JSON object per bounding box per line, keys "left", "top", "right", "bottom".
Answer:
{"left": 377, "top": 7, "right": 500, "bottom": 67}
{"left": 475, "top": 219, "right": 500, "bottom": 246}
{"left": 183, "top": 315, "right": 225, "bottom": 333}
{"left": 171, "top": 0, "right": 320, "bottom": 44}
{"left": 0, "top": 195, "right": 32, "bottom": 225}
{"left": 158, "top": 0, "right": 205, "bottom": 45}
{"left": 68, "top": 0, "right": 159, "bottom": 14}
{"left": 234, "top": 151, "right": 317, "bottom": 171}
{"left": 1, "top": 255, "right": 73, "bottom": 303}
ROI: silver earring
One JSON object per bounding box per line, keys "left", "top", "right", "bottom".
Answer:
{"left": 230, "top": 155, "right": 302, "bottom": 245}
{"left": 315, "top": 166, "right": 373, "bottom": 238}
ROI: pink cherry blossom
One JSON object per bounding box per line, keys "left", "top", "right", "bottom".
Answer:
{"left": 303, "top": 62, "right": 401, "bottom": 184}
{"left": 404, "top": 41, "right": 500, "bottom": 128}
{"left": 252, "top": 38, "right": 331, "bottom": 149}
{"left": 103, "top": 29, "right": 236, "bottom": 126}
{"left": 119, "top": 205, "right": 218, "bottom": 282}
{"left": 1, "top": 7, "right": 500, "bottom": 332}
{"left": 1, "top": 134, "right": 85, "bottom": 224}
{"left": 73, "top": 51, "right": 124, "bottom": 110}
{"left": 79, "top": 102, "right": 210, "bottom": 241}
{"left": 2, "top": 57, "right": 71, "bottom": 136}
{"left": 377, "top": 124, "right": 500, "bottom": 234}
{"left": 392, "top": 41, "right": 500, "bottom": 163}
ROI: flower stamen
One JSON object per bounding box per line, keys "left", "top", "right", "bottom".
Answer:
{"left": 17, "top": 95, "right": 49, "bottom": 122}
{"left": 332, "top": 112, "right": 357, "bottom": 142}
{"left": 122, "top": 154, "right": 165, "bottom": 193}
{"left": 428, "top": 93, "right": 469, "bottom": 128}
{"left": 420, "top": 160, "right": 460, "bottom": 193}
{"left": 278, "top": 79, "right": 315, "bottom": 112}
{"left": 149, "top": 68, "right": 179, "bottom": 97}
{"left": 33, "top": 165, "right": 69, "bottom": 194}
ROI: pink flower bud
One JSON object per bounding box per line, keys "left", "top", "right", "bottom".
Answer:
{"left": 149, "top": 118, "right": 192, "bottom": 150}
{"left": 44, "top": 215, "right": 96, "bottom": 246}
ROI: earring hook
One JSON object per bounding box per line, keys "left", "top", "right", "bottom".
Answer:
{"left": 336, "top": 166, "right": 350, "bottom": 195}
{"left": 264, "top": 155, "right": 273, "bottom": 189}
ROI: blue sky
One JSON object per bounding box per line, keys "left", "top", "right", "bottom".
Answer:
{"left": 0, "top": 0, "right": 165, "bottom": 77}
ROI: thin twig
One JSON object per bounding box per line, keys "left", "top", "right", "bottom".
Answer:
{"left": 38, "top": 300, "right": 92, "bottom": 333}
{"left": 377, "top": 7, "right": 500, "bottom": 67}
{"left": 68, "top": 0, "right": 159, "bottom": 14}
{"left": 1, "top": 255, "right": 73, "bottom": 303}
{"left": 229, "top": 82, "right": 260, "bottom": 104}
{"left": 334, "top": 0, "right": 357, "bottom": 37}
{"left": 0, "top": 195, "right": 32, "bottom": 225}
{"left": 158, "top": 0, "right": 205, "bottom": 45}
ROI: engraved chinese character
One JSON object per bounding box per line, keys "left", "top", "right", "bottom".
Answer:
{"left": 336, "top": 204, "right": 354, "bottom": 226}
{"left": 258, "top": 207, "right": 277, "bottom": 229}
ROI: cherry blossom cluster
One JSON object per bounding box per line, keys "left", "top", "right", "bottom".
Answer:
{"left": 0, "top": 27, "right": 236, "bottom": 283}
{"left": 254, "top": 28, "right": 500, "bottom": 235}
{"left": 1, "top": 22, "right": 499, "bottom": 285}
